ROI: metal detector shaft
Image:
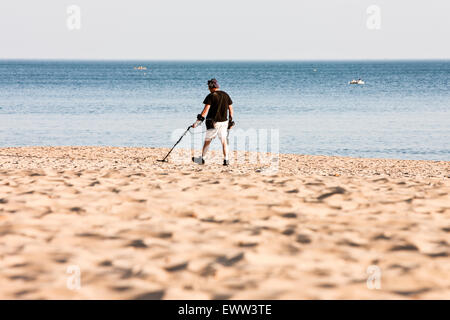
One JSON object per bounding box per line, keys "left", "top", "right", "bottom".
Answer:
{"left": 158, "top": 126, "right": 191, "bottom": 162}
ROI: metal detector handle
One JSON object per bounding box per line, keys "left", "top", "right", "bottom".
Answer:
{"left": 191, "top": 120, "right": 203, "bottom": 129}
{"left": 158, "top": 126, "right": 191, "bottom": 162}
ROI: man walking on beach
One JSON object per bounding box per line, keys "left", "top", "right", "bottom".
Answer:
{"left": 192, "top": 79, "right": 234, "bottom": 166}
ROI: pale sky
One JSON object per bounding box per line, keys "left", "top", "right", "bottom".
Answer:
{"left": 1, "top": 0, "right": 449, "bottom": 60}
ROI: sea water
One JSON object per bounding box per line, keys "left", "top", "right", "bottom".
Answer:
{"left": 0, "top": 60, "right": 448, "bottom": 160}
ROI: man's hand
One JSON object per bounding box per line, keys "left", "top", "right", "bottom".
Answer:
{"left": 192, "top": 114, "right": 205, "bottom": 128}
{"left": 228, "top": 116, "right": 235, "bottom": 129}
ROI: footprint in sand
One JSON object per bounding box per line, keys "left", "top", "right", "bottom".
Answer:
{"left": 336, "top": 239, "right": 364, "bottom": 248}
{"left": 281, "top": 212, "right": 297, "bottom": 218}
{"left": 165, "top": 262, "right": 189, "bottom": 272}
{"left": 282, "top": 228, "right": 296, "bottom": 236}
{"left": 237, "top": 242, "right": 258, "bottom": 248}
{"left": 199, "top": 264, "right": 216, "bottom": 277}
{"left": 389, "top": 243, "right": 419, "bottom": 252}
{"left": 70, "top": 207, "right": 85, "bottom": 213}
{"left": 98, "top": 260, "right": 113, "bottom": 267}
{"left": 216, "top": 252, "right": 245, "bottom": 267}
{"left": 426, "top": 251, "right": 448, "bottom": 258}
{"left": 89, "top": 180, "right": 100, "bottom": 187}
{"left": 296, "top": 234, "right": 312, "bottom": 244}
{"left": 317, "top": 187, "right": 346, "bottom": 200}
{"left": 9, "top": 274, "right": 36, "bottom": 282}
{"left": 372, "top": 233, "right": 392, "bottom": 241}
{"left": 15, "top": 289, "right": 37, "bottom": 298}
{"left": 111, "top": 286, "right": 133, "bottom": 292}
{"left": 127, "top": 239, "right": 148, "bottom": 248}
{"left": 392, "top": 288, "right": 431, "bottom": 297}
{"left": 133, "top": 290, "right": 165, "bottom": 300}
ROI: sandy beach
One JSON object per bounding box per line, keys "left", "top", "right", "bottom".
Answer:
{"left": 0, "top": 146, "right": 449, "bottom": 299}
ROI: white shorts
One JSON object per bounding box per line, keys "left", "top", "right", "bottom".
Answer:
{"left": 205, "top": 120, "right": 228, "bottom": 141}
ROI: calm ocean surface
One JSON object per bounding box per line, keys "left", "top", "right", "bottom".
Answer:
{"left": 0, "top": 60, "right": 448, "bottom": 160}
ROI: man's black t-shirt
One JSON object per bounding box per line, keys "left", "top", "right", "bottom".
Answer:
{"left": 203, "top": 91, "right": 233, "bottom": 122}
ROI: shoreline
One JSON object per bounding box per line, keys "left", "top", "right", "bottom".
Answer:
{"left": 1, "top": 146, "right": 448, "bottom": 178}
{"left": 0, "top": 147, "right": 449, "bottom": 299}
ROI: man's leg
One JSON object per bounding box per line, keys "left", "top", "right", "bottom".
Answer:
{"left": 193, "top": 139, "right": 211, "bottom": 165}
{"left": 217, "top": 123, "right": 229, "bottom": 165}
{"left": 221, "top": 137, "right": 229, "bottom": 161}
{"left": 202, "top": 139, "right": 212, "bottom": 159}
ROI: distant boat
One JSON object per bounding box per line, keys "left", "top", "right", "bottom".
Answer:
{"left": 349, "top": 79, "right": 364, "bottom": 85}
{"left": 134, "top": 66, "right": 147, "bottom": 70}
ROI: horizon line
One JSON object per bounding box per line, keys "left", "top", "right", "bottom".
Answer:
{"left": 1, "top": 58, "right": 449, "bottom": 63}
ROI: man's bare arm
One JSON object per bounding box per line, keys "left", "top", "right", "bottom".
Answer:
{"left": 201, "top": 104, "right": 211, "bottom": 118}
{"left": 228, "top": 105, "right": 235, "bottom": 129}
{"left": 192, "top": 104, "right": 210, "bottom": 128}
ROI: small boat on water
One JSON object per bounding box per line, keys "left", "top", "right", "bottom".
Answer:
{"left": 349, "top": 79, "right": 364, "bottom": 85}
{"left": 134, "top": 66, "right": 147, "bottom": 70}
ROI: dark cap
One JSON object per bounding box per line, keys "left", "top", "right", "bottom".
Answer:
{"left": 207, "top": 78, "right": 219, "bottom": 89}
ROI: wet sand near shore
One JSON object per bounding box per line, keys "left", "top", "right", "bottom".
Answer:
{"left": 0, "top": 147, "right": 449, "bottom": 299}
